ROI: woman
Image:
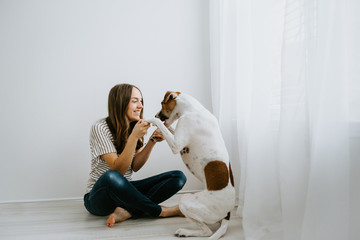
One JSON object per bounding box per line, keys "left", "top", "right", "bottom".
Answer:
{"left": 84, "top": 83, "right": 187, "bottom": 227}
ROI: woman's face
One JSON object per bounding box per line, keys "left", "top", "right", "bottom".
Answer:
{"left": 126, "top": 87, "right": 143, "bottom": 122}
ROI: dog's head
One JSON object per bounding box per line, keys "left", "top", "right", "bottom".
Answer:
{"left": 155, "top": 91, "right": 181, "bottom": 126}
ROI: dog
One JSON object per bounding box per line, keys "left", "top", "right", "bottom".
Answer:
{"left": 145, "top": 91, "right": 235, "bottom": 240}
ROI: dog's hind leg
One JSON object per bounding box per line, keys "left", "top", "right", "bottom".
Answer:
{"left": 175, "top": 217, "right": 212, "bottom": 238}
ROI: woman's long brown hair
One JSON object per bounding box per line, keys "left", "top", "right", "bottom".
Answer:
{"left": 106, "top": 84, "right": 144, "bottom": 154}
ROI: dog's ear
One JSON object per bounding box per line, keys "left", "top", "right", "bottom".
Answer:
{"left": 169, "top": 92, "right": 181, "bottom": 100}
{"left": 164, "top": 91, "right": 181, "bottom": 103}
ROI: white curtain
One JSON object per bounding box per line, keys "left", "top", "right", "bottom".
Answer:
{"left": 209, "top": 0, "right": 360, "bottom": 240}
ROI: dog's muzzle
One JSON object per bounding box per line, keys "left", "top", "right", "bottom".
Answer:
{"left": 155, "top": 111, "right": 168, "bottom": 122}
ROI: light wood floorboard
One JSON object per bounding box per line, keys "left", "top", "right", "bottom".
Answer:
{"left": 0, "top": 194, "right": 243, "bottom": 240}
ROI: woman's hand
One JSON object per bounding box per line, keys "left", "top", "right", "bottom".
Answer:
{"left": 131, "top": 120, "right": 150, "bottom": 139}
{"left": 103, "top": 120, "right": 149, "bottom": 174}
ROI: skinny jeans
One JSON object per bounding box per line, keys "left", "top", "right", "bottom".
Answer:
{"left": 84, "top": 170, "right": 186, "bottom": 218}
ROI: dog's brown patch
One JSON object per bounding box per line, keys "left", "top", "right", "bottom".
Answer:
{"left": 204, "top": 161, "right": 229, "bottom": 191}
{"left": 229, "top": 163, "right": 234, "bottom": 187}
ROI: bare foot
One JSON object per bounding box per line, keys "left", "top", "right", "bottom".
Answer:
{"left": 106, "top": 207, "right": 132, "bottom": 227}
{"left": 159, "top": 205, "right": 184, "bottom": 218}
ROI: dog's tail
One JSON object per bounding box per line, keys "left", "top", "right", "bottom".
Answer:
{"left": 208, "top": 212, "right": 231, "bottom": 240}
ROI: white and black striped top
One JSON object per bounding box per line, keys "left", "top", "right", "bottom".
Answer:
{"left": 86, "top": 118, "right": 133, "bottom": 193}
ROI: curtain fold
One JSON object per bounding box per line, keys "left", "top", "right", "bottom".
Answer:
{"left": 209, "top": 0, "right": 360, "bottom": 240}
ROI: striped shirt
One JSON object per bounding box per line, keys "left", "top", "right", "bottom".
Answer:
{"left": 86, "top": 118, "right": 133, "bottom": 193}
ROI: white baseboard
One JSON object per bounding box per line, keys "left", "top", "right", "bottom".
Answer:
{"left": 0, "top": 196, "right": 83, "bottom": 204}
{"left": 0, "top": 190, "right": 241, "bottom": 207}
{"left": 0, "top": 190, "right": 202, "bottom": 204}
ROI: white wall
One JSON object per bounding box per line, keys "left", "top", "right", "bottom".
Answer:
{"left": 0, "top": 0, "right": 210, "bottom": 202}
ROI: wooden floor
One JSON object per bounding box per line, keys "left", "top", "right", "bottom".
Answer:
{"left": 0, "top": 193, "right": 243, "bottom": 240}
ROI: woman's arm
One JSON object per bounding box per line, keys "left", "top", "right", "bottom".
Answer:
{"left": 132, "top": 129, "right": 164, "bottom": 172}
{"left": 102, "top": 120, "right": 150, "bottom": 175}
{"left": 131, "top": 141, "right": 155, "bottom": 172}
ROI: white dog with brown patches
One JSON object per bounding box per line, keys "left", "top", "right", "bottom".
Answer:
{"left": 145, "top": 91, "right": 235, "bottom": 240}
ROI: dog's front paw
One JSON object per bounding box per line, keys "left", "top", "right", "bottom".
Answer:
{"left": 144, "top": 118, "right": 163, "bottom": 127}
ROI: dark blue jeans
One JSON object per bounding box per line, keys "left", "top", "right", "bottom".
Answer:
{"left": 84, "top": 170, "right": 186, "bottom": 218}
